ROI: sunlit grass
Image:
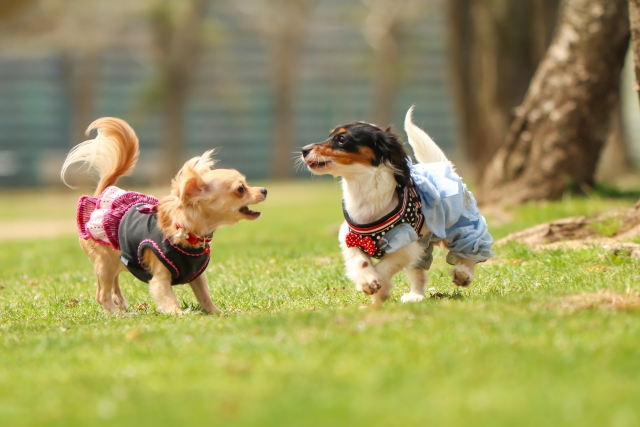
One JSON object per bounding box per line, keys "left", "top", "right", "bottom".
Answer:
{"left": 1, "top": 180, "right": 639, "bottom": 427}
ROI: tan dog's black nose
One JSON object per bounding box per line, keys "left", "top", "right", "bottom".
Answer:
{"left": 260, "top": 188, "right": 267, "bottom": 196}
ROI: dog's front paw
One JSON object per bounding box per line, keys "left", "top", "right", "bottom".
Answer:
{"left": 355, "top": 270, "right": 382, "bottom": 295}
{"left": 401, "top": 292, "right": 425, "bottom": 303}
{"left": 158, "top": 306, "right": 184, "bottom": 315}
{"left": 202, "top": 304, "right": 222, "bottom": 315}
{"left": 449, "top": 265, "right": 473, "bottom": 287}
{"left": 112, "top": 293, "right": 129, "bottom": 310}
{"left": 360, "top": 280, "right": 382, "bottom": 295}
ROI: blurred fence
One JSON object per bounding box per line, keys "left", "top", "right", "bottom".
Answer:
{"left": 0, "top": 0, "right": 455, "bottom": 187}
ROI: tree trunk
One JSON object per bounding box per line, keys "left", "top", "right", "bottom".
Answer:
{"left": 370, "top": 21, "right": 400, "bottom": 127}
{"left": 629, "top": 0, "right": 640, "bottom": 105}
{"left": 446, "top": 0, "right": 560, "bottom": 176}
{"left": 269, "top": 0, "right": 312, "bottom": 179}
{"left": 270, "top": 34, "right": 299, "bottom": 179}
{"left": 362, "top": 0, "right": 405, "bottom": 127}
{"left": 596, "top": 103, "right": 633, "bottom": 182}
{"left": 477, "top": 0, "right": 630, "bottom": 206}
{"left": 233, "top": 0, "right": 312, "bottom": 179}
{"left": 151, "top": 0, "right": 208, "bottom": 182}
{"left": 0, "top": 0, "right": 37, "bottom": 20}
{"left": 60, "top": 52, "right": 103, "bottom": 145}
{"left": 162, "top": 70, "right": 190, "bottom": 181}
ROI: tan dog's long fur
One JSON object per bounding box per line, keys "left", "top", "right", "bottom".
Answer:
{"left": 62, "top": 117, "right": 266, "bottom": 314}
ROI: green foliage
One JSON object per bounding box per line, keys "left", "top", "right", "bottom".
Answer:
{"left": 590, "top": 217, "right": 622, "bottom": 237}
{"left": 1, "top": 181, "right": 639, "bottom": 427}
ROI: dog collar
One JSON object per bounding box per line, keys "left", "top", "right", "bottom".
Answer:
{"left": 342, "top": 180, "right": 424, "bottom": 259}
{"left": 135, "top": 204, "right": 213, "bottom": 249}
{"left": 175, "top": 224, "right": 213, "bottom": 247}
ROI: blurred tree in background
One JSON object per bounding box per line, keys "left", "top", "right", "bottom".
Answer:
{"left": 2, "top": 0, "right": 452, "bottom": 186}
{"left": 236, "top": 0, "right": 314, "bottom": 179}
{"left": 54, "top": 2, "right": 108, "bottom": 145}
{"left": 362, "top": 0, "right": 403, "bottom": 127}
{"left": 148, "top": 0, "right": 209, "bottom": 182}
{"left": 446, "top": 0, "right": 560, "bottom": 175}
{"left": 0, "top": 0, "right": 36, "bottom": 20}
{"left": 361, "top": 0, "right": 424, "bottom": 127}
{"left": 0, "top": 0, "right": 150, "bottom": 145}
{"left": 630, "top": 0, "right": 640, "bottom": 105}
{"left": 2, "top": 0, "right": 640, "bottom": 192}
{"left": 0, "top": 0, "right": 108, "bottom": 144}
{"left": 478, "top": 0, "right": 630, "bottom": 205}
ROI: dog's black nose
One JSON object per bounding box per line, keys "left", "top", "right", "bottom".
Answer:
{"left": 301, "top": 145, "right": 312, "bottom": 158}
{"left": 260, "top": 188, "right": 267, "bottom": 196}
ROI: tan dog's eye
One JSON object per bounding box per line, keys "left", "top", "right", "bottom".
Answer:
{"left": 336, "top": 134, "right": 346, "bottom": 144}
{"left": 238, "top": 184, "right": 245, "bottom": 195}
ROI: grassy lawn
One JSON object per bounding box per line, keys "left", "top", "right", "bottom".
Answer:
{"left": 1, "top": 180, "right": 639, "bottom": 427}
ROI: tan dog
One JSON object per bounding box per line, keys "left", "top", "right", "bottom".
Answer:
{"left": 61, "top": 118, "right": 267, "bottom": 314}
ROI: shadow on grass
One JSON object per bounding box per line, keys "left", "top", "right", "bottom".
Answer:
{"left": 429, "top": 290, "right": 465, "bottom": 300}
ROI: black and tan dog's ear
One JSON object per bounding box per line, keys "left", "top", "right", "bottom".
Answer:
{"left": 376, "top": 130, "right": 411, "bottom": 187}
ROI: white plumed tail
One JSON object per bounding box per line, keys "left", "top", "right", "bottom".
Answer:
{"left": 60, "top": 117, "right": 139, "bottom": 197}
{"left": 404, "top": 106, "right": 451, "bottom": 166}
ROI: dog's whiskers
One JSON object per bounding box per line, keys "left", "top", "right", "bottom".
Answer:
{"left": 293, "top": 156, "right": 307, "bottom": 173}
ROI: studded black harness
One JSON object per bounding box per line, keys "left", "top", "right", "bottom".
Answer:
{"left": 342, "top": 181, "right": 426, "bottom": 259}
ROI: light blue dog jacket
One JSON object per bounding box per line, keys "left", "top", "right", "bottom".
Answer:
{"left": 381, "top": 161, "right": 494, "bottom": 264}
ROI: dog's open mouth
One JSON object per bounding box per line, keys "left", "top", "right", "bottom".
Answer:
{"left": 306, "top": 159, "right": 332, "bottom": 170}
{"left": 239, "top": 206, "right": 261, "bottom": 219}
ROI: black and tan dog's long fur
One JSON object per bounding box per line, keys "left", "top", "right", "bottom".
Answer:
{"left": 301, "top": 108, "right": 477, "bottom": 303}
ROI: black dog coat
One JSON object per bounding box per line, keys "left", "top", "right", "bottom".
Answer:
{"left": 118, "top": 205, "right": 211, "bottom": 285}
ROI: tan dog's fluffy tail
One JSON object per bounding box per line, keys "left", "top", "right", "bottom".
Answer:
{"left": 61, "top": 118, "right": 140, "bottom": 197}
{"left": 404, "top": 106, "right": 452, "bottom": 168}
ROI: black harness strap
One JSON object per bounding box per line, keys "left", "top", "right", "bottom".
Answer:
{"left": 343, "top": 180, "right": 425, "bottom": 259}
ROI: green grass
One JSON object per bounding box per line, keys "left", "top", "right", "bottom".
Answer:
{"left": 1, "top": 181, "right": 640, "bottom": 427}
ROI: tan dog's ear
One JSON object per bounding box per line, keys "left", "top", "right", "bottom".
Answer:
{"left": 193, "top": 149, "right": 217, "bottom": 175}
{"left": 178, "top": 165, "right": 207, "bottom": 203}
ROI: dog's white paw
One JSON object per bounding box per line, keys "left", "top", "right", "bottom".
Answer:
{"left": 449, "top": 265, "right": 473, "bottom": 287}
{"left": 401, "top": 292, "right": 425, "bottom": 303}
{"left": 355, "top": 269, "right": 382, "bottom": 296}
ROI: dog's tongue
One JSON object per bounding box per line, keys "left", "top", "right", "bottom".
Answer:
{"left": 240, "top": 206, "right": 261, "bottom": 218}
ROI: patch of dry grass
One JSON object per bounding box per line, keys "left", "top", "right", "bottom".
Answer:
{"left": 559, "top": 290, "right": 640, "bottom": 311}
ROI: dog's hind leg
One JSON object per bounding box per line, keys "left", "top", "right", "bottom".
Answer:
{"left": 374, "top": 241, "right": 425, "bottom": 303}
{"left": 93, "top": 260, "right": 121, "bottom": 313}
{"left": 401, "top": 239, "right": 433, "bottom": 303}
{"left": 188, "top": 275, "right": 221, "bottom": 315}
{"left": 401, "top": 269, "right": 426, "bottom": 303}
{"left": 449, "top": 256, "right": 476, "bottom": 287}
{"left": 81, "top": 240, "right": 121, "bottom": 313}
{"left": 112, "top": 275, "right": 129, "bottom": 310}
